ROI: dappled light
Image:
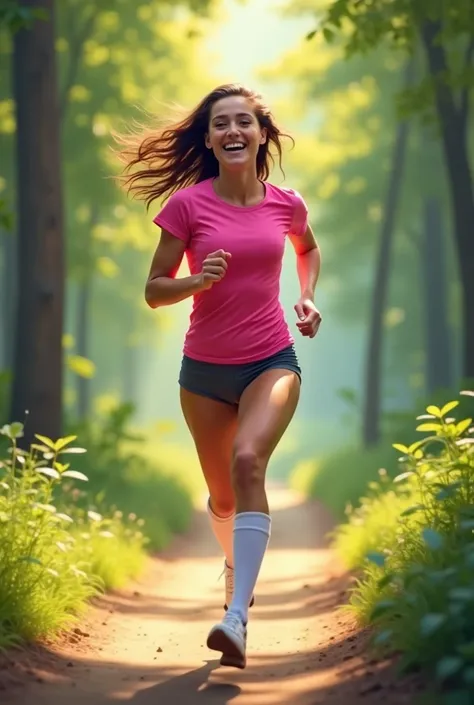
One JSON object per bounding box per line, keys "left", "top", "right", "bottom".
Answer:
{"left": 1, "top": 0, "right": 474, "bottom": 702}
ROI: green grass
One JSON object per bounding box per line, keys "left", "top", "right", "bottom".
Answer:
{"left": 332, "top": 391, "right": 474, "bottom": 702}
{"left": 291, "top": 442, "right": 404, "bottom": 519}
{"left": 0, "top": 418, "right": 162, "bottom": 650}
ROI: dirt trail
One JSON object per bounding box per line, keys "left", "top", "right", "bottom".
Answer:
{"left": 1, "top": 487, "right": 421, "bottom": 704}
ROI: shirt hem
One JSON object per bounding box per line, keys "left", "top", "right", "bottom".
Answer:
{"left": 182, "top": 337, "right": 296, "bottom": 365}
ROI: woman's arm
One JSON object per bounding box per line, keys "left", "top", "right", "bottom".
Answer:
{"left": 288, "top": 224, "right": 322, "bottom": 338}
{"left": 145, "top": 229, "right": 231, "bottom": 308}
{"left": 145, "top": 230, "right": 204, "bottom": 308}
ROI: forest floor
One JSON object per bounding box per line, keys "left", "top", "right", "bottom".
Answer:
{"left": 0, "top": 486, "right": 424, "bottom": 705}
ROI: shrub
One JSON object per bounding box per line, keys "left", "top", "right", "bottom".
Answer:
{"left": 334, "top": 391, "right": 474, "bottom": 701}
{"left": 0, "top": 422, "right": 147, "bottom": 649}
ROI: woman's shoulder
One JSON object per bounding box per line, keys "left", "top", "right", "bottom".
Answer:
{"left": 265, "top": 181, "right": 307, "bottom": 207}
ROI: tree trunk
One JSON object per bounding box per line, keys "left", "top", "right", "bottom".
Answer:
{"left": 421, "top": 22, "right": 474, "bottom": 381}
{"left": 10, "top": 0, "right": 65, "bottom": 444}
{"left": 421, "top": 198, "right": 453, "bottom": 394}
{"left": 0, "top": 229, "right": 15, "bottom": 370}
{"left": 76, "top": 278, "right": 91, "bottom": 420}
{"left": 362, "top": 59, "right": 415, "bottom": 447}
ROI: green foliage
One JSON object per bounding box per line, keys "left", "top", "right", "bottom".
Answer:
{"left": 66, "top": 403, "right": 195, "bottom": 550}
{"left": 0, "top": 1, "right": 48, "bottom": 34}
{"left": 334, "top": 390, "right": 474, "bottom": 699}
{"left": 0, "top": 422, "right": 147, "bottom": 648}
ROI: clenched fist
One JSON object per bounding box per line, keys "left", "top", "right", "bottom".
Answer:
{"left": 199, "top": 249, "right": 232, "bottom": 290}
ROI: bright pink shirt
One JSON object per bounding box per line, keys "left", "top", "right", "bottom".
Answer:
{"left": 153, "top": 177, "right": 308, "bottom": 364}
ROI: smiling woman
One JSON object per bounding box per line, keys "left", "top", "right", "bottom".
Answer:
{"left": 114, "top": 83, "right": 322, "bottom": 670}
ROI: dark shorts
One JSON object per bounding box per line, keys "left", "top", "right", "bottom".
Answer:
{"left": 178, "top": 344, "right": 302, "bottom": 406}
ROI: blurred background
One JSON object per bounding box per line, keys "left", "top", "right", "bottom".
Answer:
{"left": 1, "top": 0, "right": 473, "bottom": 538}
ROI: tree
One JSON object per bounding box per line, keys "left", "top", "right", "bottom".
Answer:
{"left": 314, "top": 0, "right": 474, "bottom": 380}
{"left": 10, "top": 0, "right": 65, "bottom": 442}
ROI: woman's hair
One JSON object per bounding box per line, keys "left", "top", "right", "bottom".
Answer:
{"left": 114, "top": 83, "right": 293, "bottom": 209}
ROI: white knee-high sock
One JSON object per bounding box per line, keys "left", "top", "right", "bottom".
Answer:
{"left": 227, "top": 512, "right": 271, "bottom": 624}
{"left": 207, "top": 499, "right": 235, "bottom": 568}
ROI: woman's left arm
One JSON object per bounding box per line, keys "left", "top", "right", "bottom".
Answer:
{"left": 288, "top": 224, "right": 322, "bottom": 339}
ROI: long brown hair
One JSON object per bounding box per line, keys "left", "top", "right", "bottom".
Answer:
{"left": 114, "top": 83, "right": 293, "bottom": 209}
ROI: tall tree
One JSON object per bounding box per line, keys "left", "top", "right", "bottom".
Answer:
{"left": 10, "top": 0, "right": 65, "bottom": 442}
{"left": 315, "top": 0, "right": 474, "bottom": 379}
{"left": 363, "top": 59, "right": 414, "bottom": 445}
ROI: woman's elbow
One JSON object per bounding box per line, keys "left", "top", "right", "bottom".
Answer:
{"left": 144, "top": 279, "right": 161, "bottom": 309}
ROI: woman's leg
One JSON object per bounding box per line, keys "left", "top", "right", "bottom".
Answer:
{"left": 180, "top": 387, "right": 238, "bottom": 567}
{"left": 207, "top": 368, "right": 300, "bottom": 667}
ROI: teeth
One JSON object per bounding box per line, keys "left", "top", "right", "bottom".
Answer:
{"left": 224, "top": 143, "right": 245, "bottom": 150}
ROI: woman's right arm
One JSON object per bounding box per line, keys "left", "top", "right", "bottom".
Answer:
{"left": 145, "top": 230, "right": 204, "bottom": 309}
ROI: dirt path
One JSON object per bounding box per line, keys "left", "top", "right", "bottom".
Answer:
{"left": 0, "top": 487, "right": 421, "bottom": 704}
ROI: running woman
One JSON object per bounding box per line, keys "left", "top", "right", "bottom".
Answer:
{"left": 117, "top": 83, "right": 321, "bottom": 669}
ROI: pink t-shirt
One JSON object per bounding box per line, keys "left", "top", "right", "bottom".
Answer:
{"left": 153, "top": 177, "right": 308, "bottom": 364}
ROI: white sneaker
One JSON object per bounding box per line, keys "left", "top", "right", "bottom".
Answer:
{"left": 207, "top": 612, "right": 247, "bottom": 669}
{"left": 223, "top": 562, "right": 255, "bottom": 612}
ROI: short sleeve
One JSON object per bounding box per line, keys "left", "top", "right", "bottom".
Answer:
{"left": 289, "top": 189, "right": 309, "bottom": 237}
{"left": 153, "top": 190, "right": 192, "bottom": 245}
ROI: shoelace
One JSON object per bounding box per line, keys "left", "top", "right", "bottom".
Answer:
{"left": 223, "top": 612, "right": 243, "bottom": 633}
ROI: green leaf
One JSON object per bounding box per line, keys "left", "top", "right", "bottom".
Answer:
{"left": 422, "top": 528, "right": 444, "bottom": 550}
{"left": 9, "top": 422, "right": 24, "bottom": 439}
{"left": 54, "top": 435, "right": 77, "bottom": 451}
{"left": 32, "top": 503, "right": 56, "bottom": 513}
{"left": 392, "top": 443, "right": 409, "bottom": 453}
{"left": 62, "top": 470, "right": 88, "bottom": 482}
{"left": 370, "top": 599, "right": 396, "bottom": 620}
{"left": 323, "top": 27, "right": 335, "bottom": 42}
{"left": 441, "top": 401, "right": 460, "bottom": 416}
{"left": 18, "top": 556, "right": 42, "bottom": 566}
{"left": 37, "top": 467, "right": 60, "bottom": 480}
{"left": 366, "top": 551, "right": 386, "bottom": 567}
{"left": 377, "top": 571, "right": 395, "bottom": 589}
{"left": 55, "top": 512, "right": 74, "bottom": 523}
{"left": 35, "top": 434, "right": 56, "bottom": 450}
{"left": 427, "top": 405, "right": 442, "bottom": 417}
{"left": 456, "top": 419, "right": 472, "bottom": 435}
{"left": 59, "top": 447, "right": 87, "bottom": 455}
{"left": 449, "top": 588, "right": 474, "bottom": 601}
{"left": 420, "top": 613, "right": 446, "bottom": 636}
{"left": 400, "top": 504, "right": 425, "bottom": 517}
{"left": 393, "top": 471, "right": 414, "bottom": 483}
{"left": 436, "top": 656, "right": 464, "bottom": 681}
{"left": 417, "top": 422, "right": 442, "bottom": 432}
{"left": 306, "top": 29, "right": 317, "bottom": 40}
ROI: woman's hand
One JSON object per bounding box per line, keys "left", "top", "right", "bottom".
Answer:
{"left": 294, "top": 298, "right": 322, "bottom": 338}
{"left": 200, "top": 249, "right": 232, "bottom": 290}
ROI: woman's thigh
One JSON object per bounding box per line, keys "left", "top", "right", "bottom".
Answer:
{"left": 180, "top": 387, "right": 238, "bottom": 515}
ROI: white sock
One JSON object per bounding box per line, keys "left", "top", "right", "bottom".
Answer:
{"left": 227, "top": 512, "right": 271, "bottom": 624}
{"left": 207, "top": 498, "right": 235, "bottom": 568}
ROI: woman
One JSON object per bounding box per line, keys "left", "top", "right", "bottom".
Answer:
{"left": 117, "top": 83, "right": 321, "bottom": 670}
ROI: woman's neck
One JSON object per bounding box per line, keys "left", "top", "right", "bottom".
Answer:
{"left": 213, "top": 169, "right": 265, "bottom": 207}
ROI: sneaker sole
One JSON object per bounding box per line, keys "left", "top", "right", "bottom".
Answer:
{"left": 207, "top": 626, "right": 246, "bottom": 669}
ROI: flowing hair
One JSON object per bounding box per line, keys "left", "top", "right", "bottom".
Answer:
{"left": 113, "top": 83, "right": 294, "bottom": 210}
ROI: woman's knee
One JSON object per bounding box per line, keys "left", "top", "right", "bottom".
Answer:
{"left": 209, "top": 493, "right": 235, "bottom": 517}
{"left": 231, "top": 446, "right": 266, "bottom": 494}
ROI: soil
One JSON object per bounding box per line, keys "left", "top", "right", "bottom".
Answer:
{"left": 0, "top": 486, "right": 423, "bottom": 704}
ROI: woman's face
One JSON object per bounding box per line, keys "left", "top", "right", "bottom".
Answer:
{"left": 205, "top": 95, "right": 267, "bottom": 172}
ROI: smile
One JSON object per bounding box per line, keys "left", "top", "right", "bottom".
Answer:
{"left": 223, "top": 143, "right": 246, "bottom": 152}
